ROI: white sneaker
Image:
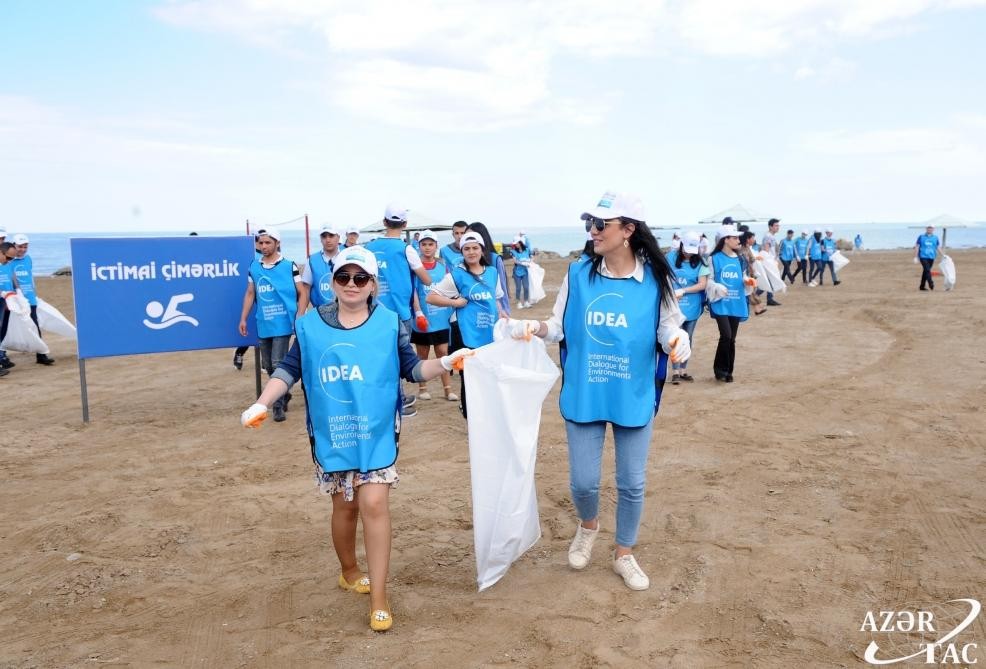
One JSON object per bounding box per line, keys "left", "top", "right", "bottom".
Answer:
{"left": 567, "top": 524, "right": 598, "bottom": 570}
{"left": 517, "top": 301, "right": 526, "bottom": 310}
{"left": 523, "top": 301, "right": 531, "bottom": 308}
{"left": 419, "top": 390, "right": 432, "bottom": 400}
{"left": 808, "top": 280, "right": 818, "bottom": 287}
{"left": 612, "top": 553, "right": 650, "bottom": 590}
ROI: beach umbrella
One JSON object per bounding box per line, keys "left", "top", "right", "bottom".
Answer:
{"left": 359, "top": 210, "right": 454, "bottom": 234}
{"left": 698, "top": 204, "right": 776, "bottom": 225}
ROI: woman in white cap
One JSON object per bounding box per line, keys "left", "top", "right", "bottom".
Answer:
{"left": 410, "top": 230, "right": 458, "bottom": 402}
{"left": 505, "top": 191, "right": 690, "bottom": 591}
{"left": 666, "top": 231, "right": 709, "bottom": 383}
{"left": 708, "top": 225, "right": 752, "bottom": 381}
{"left": 426, "top": 231, "right": 507, "bottom": 417}
{"left": 240, "top": 246, "right": 472, "bottom": 632}
{"left": 511, "top": 236, "right": 532, "bottom": 309}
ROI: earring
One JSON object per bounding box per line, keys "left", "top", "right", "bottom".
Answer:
{"left": 623, "top": 239, "right": 629, "bottom": 248}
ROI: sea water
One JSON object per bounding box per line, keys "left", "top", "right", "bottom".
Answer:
{"left": 16, "top": 223, "right": 986, "bottom": 276}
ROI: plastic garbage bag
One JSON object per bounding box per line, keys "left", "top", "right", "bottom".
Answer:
{"left": 754, "top": 257, "right": 787, "bottom": 293}
{"left": 830, "top": 250, "right": 850, "bottom": 273}
{"left": 1, "top": 292, "right": 49, "bottom": 354}
{"left": 705, "top": 280, "right": 728, "bottom": 302}
{"left": 464, "top": 320, "right": 560, "bottom": 590}
{"left": 527, "top": 261, "right": 546, "bottom": 304}
{"left": 940, "top": 255, "right": 956, "bottom": 290}
{"left": 37, "top": 298, "right": 77, "bottom": 340}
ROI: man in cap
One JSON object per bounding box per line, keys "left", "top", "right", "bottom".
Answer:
{"left": 822, "top": 228, "right": 841, "bottom": 286}
{"left": 913, "top": 225, "right": 940, "bottom": 291}
{"left": 344, "top": 227, "right": 360, "bottom": 249}
{"left": 365, "top": 203, "right": 435, "bottom": 417}
{"left": 10, "top": 234, "right": 55, "bottom": 365}
{"left": 238, "top": 228, "right": 303, "bottom": 422}
{"left": 440, "top": 220, "right": 468, "bottom": 267}
{"left": 298, "top": 224, "right": 342, "bottom": 315}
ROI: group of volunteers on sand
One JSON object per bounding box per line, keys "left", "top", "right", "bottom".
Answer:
{"left": 0, "top": 227, "right": 56, "bottom": 379}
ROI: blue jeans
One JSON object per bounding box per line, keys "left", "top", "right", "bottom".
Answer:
{"left": 513, "top": 273, "right": 529, "bottom": 302}
{"left": 672, "top": 319, "right": 698, "bottom": 371}
{"left": 565, "top": 416, "right": 655, "bottom": 547}
{"left": 259, "top": 335, "right": 291, "bottom": 376}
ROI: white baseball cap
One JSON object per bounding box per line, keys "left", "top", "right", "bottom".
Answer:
{"left": 460, "top": 231, "right": 485, "bottom": 248}
{"left": 682, "top": 232, "right": 700, "bottom": 254}
{"left": 345, "top": 226, "right": 360, "bottom": 236}
{"left": 12, "top": 233, "right": 29, "bottom": 244}
{"left": 825, "top": 227, "right": 833, "bottom": 233}
{"left": 581, "top": 191, "right": 646, "bottom": 223}
{"left": 332, "top": 245, "right": 379, "bottom": 277}
{"left": 320, "top": 224, "right": 340, "bottom": 236}
{"left": 259, "top": 228, "right": 281, "bottom": 242}
{"left": 384, "top": 203, "right": 408, "bottom": 224}
{"left": 418, "top": 229, "right": 439, "bottom": 243}
{"left": 717, "top": 224, "right": 740, "bottom": 240}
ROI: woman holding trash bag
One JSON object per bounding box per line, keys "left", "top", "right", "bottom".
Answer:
{"left": 666, "top": 231, "right": 709, "bottom": 384}
{"left": 505, "top": 191, "right": 690, "bottom": 591}
{"left": 427, "top": 231, "right": 507, "bottom": 418}
{"left": 240, "top": 246, "right": 471, "bottom": 632}
{"left": 708, "top": 225, "right": 752, "bottom": 382}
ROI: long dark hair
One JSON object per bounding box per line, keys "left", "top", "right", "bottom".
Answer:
{"left": 589, "top": 218, "right": 674, "bottom": 306}
{"left": 674, "top": 243, "right": 707, "bottom": 270}
{"left": 465, "top": 221, "right": 495, "bottom": 266}
{"left": 713, "top": 236, "right": 729, "bottom": 254}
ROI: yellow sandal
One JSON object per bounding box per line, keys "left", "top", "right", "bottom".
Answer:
{"left": 338, "top": 573, "right": 370, "bottom": 594}
{"left": 369, "top": 608, "right": 393, "bottom": 632}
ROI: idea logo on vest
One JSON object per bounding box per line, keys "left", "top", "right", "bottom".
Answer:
{"left": 583, "top": 292, "right": 629, "bottom": 347}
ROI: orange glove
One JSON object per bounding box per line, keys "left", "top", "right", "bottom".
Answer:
{"left": 415, "top": 310, "right": 429, "bottom": 331}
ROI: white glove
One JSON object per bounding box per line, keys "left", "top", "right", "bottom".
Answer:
{"left": 913, "top": 257, "right": 919, "bottom": 264}
{"left": 666, "top": 328, "right": 691, "bottom": 364}
{"left": 241, "top": 403, "right": 268, "bottom": 428}
{"left": 674, "top": 288, "right": 685, "bottom": 300}
{"left": 506, "top": 318, "right": 541, "bottom": 340}
{"left": 440, "top": 348, "right": 474, "bottom": 371}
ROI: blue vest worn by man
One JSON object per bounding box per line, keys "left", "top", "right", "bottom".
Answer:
{"left": 666, "top": 250, "right": 705, "bottom": 322}
{"left": 413, "top": 261, "right": 452, "bottom": 334}
{"left": 794, "top": 237, "right": 809, "bottom": 260}
{"left": 249, "top": 258, "right": 297, "bottom": 338}
{"left": 0, "top": 262, "right": 15, "bottom": 294}
{"left": 708, "top": 253, "right": 749, "bottom": 321}
{"left": 778, "top": 238, "right": 796, "bottom": 262}
{"left": 917, "top": 234, "right": 940, "bottom": 259}
{"left": 296, "top": 306, "right": 400, "bottom": 474}
{"left": 559, "top": 260, "right": 666, "bottom": 428}
{"left": 440, "top": 243, "right": 463, "bottom": 268}
{"left": 366, "top": 237, "right": 414, "bottom": 321}
{"left": 10, "top": 256, "right": 36, "bottom": 306}
{"left": 451, "top": 265, "right": 498, "bottom": 347}
{"left": 307, "top": 252, "right": 335, "bottom": 308}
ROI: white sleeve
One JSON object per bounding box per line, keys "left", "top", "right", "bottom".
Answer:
{"left": 300, "top": 261, "right": 313, "bottom": 285}
{"left": 429, "top": 272, "right": 459, "bottom": 298}
{"left": 542, "top": 274, "right": 568, "bottom": 343}
{"left": 656, "top": 290, "right": 685, "bottom": 352}
{"left": 405, "top": 245, "right": 424, "bottom": 270}
{"left": 495, "top": 281, "right": 504, "bottom": 299}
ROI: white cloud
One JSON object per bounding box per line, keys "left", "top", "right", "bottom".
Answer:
{"left": 799, "top": 127, "right": 958, "bottom": 154}
{"left": 793, "top": 56, "right": 856, "bottom": 81}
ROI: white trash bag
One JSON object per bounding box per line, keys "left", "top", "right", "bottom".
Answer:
{"left": 705, "top": 280, "right": 728, "bottom": 302}
{"left": 830, "top": 250, "right": 850, "bottom": 273}
{"left": 37, "top": 298, "right": 77, "bottom": 340}
{"left": 527, "top": 261, "right": 546, "bottom": 304}
{"left": 940, "top": 255, "right": 956, "bottom": 290}
{"left": 1, "top": 291, "right": 49, "bottom": 354}
{"left": 464, "top": 320, "right": 560, "bottom": 590}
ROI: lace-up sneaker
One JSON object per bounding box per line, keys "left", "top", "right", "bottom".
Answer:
{"left": 612, "top": 554, "right": 650, "bottom": 590}
{"left": 567, "top": 524, "right": 599, "bottom": 570}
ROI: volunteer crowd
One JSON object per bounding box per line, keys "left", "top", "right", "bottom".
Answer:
{"left": 0, "top": 201, "right": 947, "bottom": 633}
{"left": 0, "top": 228, "right": 56, "bottom": 378}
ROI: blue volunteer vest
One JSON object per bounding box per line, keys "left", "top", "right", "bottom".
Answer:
{"left": 414, "top": 261, "right": 452, "bottom": 334}
{"left": 366, "top": 238, "right": 413, "bottom": 321}
{"left": 708, "top": 253, "right": 749, "bottom": 321}
{"left": 0, "top": 262, "right": 15, "bottom": 294}
{"left": 559, "top": 261, "right": 667, "bottom": 428}
{"left": 512, "top": 248, "right": 531, "bottom": 277}
{"left": 779, "top": 239, "right": 796, "bottom": 262}
{"left": 296, "top": 306, "right": 399, "bottom": 474}
{"left": 11, "top": 256, "right": 36, "bottom": 305}
{"left": 794, "top": 237, "right": 809, "bottom": 259}
{"left": 822, "top": 238, "right": 836, "bottom": 259}
{"left": 249, "top": 258, "right": 297, "bottom": 338}
{"left": 440, "top": 244, "right": 463, "bottom": 268}
{"left": 667, "top": 250, "right": 705, "bottom": 322}
{"left": 918, "top": 234, "right": 939, "bottom": 259}
{"left": 307, "top": 252, "right": 336, "bottom": 307}
{"left": 808, "top": 238, "right": 823, "bottom": 260}
{"left": 452, "top": 265, "right": 499, "bottom": 347}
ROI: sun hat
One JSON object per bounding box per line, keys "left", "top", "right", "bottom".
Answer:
{"left": 332, "top": 245, "right": 379, "bottom": 277}
{"left": 418, "top": 230, "right": 439, "bottom": 243}
{"left": 682, "top": 232, "right": 700, "bottom": 254}
{"left": 459, "top": 231, "right": 485, "bottom": 248}
{"left": 581, "top": 191, "right": 646, "bottom": 223}
{"left": 384, "top": 203, "right": 408, "bottom": 225}
{"left": 12, "top": 234, "right": 29, "bottom": 244}
{"left": 320, "top": 224, "right": 340, "bottom": 236}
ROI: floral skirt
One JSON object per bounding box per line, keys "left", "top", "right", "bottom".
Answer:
{"left": 315, "top": 465, "right": 399, "bottom": 501}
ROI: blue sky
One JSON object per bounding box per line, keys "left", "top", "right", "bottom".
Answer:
{"left": 3, "top": 0, "right": 985, "bottom": 233}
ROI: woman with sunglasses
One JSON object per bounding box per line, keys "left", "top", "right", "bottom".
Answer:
{"left": 505, "top": 192, "right": 690, "bottom": 591}
{"left": 708, "top": 225, "right": 751, "bottom": 381}
{"left": 240, "top": 246, "right": 471, "bottom": 632}
{"left": 426, "top": 231, "right": 507, "bottom": 418}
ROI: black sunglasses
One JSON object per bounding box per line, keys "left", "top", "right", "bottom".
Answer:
{"left": 583, "top": 216, "right": 622, "bottom": 232}
{"left": 333, "top": 271, "right": 372, "bottom": 288}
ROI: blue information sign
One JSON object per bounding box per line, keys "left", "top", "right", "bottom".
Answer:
{"left": 71, "top": 236, "right": 258, "bottom": 358}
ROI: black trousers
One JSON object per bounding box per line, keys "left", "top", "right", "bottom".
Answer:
{"left": 790, "top": 259, "right": 807, "bottom": 283}
{"left": 919, "top": 258, "right": 935, "bottom": 289}
{"left": 448, "top": 321, "right": 468, "bottom": 418}
{"left": 713, "top": 315, "right": 741, "bottom": 378}
{"left": 781, "top": 260, "right": 794, "bottom": 283}
{"left": 808, "top": 259, "right": 825, "bottom": 284}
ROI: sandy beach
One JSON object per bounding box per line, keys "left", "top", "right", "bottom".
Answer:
{"left": 2, "top": 248, "right": 985, "bottom": 668}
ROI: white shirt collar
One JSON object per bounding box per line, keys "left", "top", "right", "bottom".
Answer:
{"left": 598, "top": 255, "right": 645, "bottom": 282}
